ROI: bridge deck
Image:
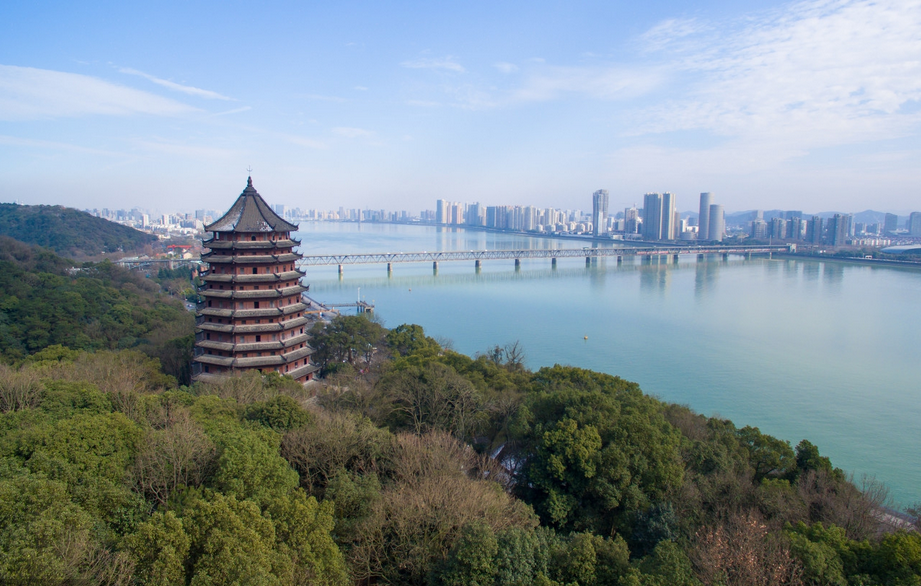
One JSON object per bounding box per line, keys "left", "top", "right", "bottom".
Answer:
{"left": 296, "top": 245, "right": 791, "bottom": 267}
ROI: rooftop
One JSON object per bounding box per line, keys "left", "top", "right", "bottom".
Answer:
{"left": 205, "top": 177, "right": 298, "bottom": 233}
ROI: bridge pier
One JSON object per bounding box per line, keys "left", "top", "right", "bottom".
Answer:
{"left": 433, "top": 261, "right": 438, "bottom": 271}
{"left": 586, "top": 257, "right": 591, "bottom": 267}
{"left": 475, "top": 259, "right": 481, "bottom": 269}
{"left": 514, "top": 258, "right": 520, "bottom": 268}
{"left": 338, "top": 264, "right": 343, "bottom": 275}
{"left": 616, "top": 255, "right": 622, "bottom": 264}
{"left": 387, "top": 262, "right": 392, "bottom": 273}
{"left": 722, "top": 253, "right": 729, "bottom": 261}
{"left": 551, "top": 257, "right": 557, "bottom": 269}
{"left": 673, "top": 254, "right": 679, "bottom": 264}
{"left": 698, "top": 253, "right": 705, "bottom": 261}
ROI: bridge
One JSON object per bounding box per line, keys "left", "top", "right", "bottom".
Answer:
{"left": 297, "top": 244, "right": 794, "bottom": 272}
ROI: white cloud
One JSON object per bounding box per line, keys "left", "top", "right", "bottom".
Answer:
{"left": 401, "top": 56, "right": 466, "bottom": 73}
{"left": 0, "top": 134, "right": 127, "bottom": 157}
{"left": 285, "top": 135, "right": 327, "bottom": 149}
{"left": 630, "top": 0, "right": 921, "bottom": 154}
{"left": 510, "top": 65, "right": 664, "bottom": 103}
{"left": 212, "top": 106, "right": 252, "bottom": 117}
{"left": 134, "top": 139, "right": 241, "bottom": 159}
{"left": 116, "top": 67, "right": 233, "bottom": 100}
{"left": 332, "top": 127, "right": 374, "bottom": 138}
{"left": 354, "top": 85, "right": 369, "bottom": 91}
{"left": 494, "top": 62, "right": 519, "bottom": 74}
{"left": 0, "top": 65, "right": 196, "bottom": 121}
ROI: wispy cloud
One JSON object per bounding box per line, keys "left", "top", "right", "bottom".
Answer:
{"left": 0, "top": 134, "right": 128, "bottom": 157}
{"left": 211, "top": 106, "right": 252, "bottom": 117}
{"left": 494, "top": 62, "right": 519, "bottom": 74}
{"left": 134, "top": 139, "right": 241, "bottom": 159}
{"left": 303, "top": 93, "right": 348, "bottom": 102}
{"left": 284, "top": 135, "right": 327, "bottom": 149}
{"left": 332, "top": 127, "right": 374, "bottom": 138}
{"left": 510, "top": 65, "right": 664, "bottom": 103}
{"left": 354, "top": 85, "right": 369, "bottom": 91}
{"left": 631, "top": 0, "right": 921, "bottom": 153}
{"left": 0, "top": 65, "right": 196, "bottom": 121}
{"left": 401, "top": 56, "right": 466, "bottom": 73}
{"left": 117, "top": 67, "right": 233, "bottom": 100}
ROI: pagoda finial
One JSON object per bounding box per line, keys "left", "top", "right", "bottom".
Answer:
{"left": 246, "top": 166, "right": 253, "bottom": 186}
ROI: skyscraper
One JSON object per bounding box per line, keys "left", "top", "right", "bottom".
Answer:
{"left": 661, "top": 192, "right": 676, "bottom": 240}
{"left": 698, "top": 193, "right": 712, "bottom": 241}
{"left": 642, "top": 193, "right": 662, "bottom": 241}
{"left": 435, "top": 199, "right": 448, "bottom": 224}
{"left": 884, "top": 213, "right": 899, "bottom": 234}
{"left": 592, "top": 190, "right": 609, "bottom": 237}
{"left": 708, "top": 204, "right": 725, "bottom": 242}
{"left": 910, "top": 212, "right": 921, "bottom": 236}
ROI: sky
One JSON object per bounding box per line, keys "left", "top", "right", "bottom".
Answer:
{"left": 1, "top": 0, "right": 920, "bottom": 216}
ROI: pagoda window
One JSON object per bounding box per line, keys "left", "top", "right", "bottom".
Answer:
{"left": 254, "top": 302, "right": 260, "bottom": 309}
{"left": 208, "top": 301, "right": 213, "bottom": 307}
{"left": 251, "top": 235, "right": 256, "bottom": 241}
{"left": 252, "top": 267, "right": 258, "bottom": 274}
{"left": 256, "top": 335, "right": 261, "bottom": 342}
{"left": 206, "top": 333, "right": 211, "bottom": 340}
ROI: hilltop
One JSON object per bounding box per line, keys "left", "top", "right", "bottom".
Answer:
{"left": 0, "top": 203, "right": 158, "bottom": 259}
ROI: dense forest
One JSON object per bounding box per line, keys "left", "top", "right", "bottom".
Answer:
{"left": 0, "top": 203, "right": 158, "bottom": 257}
{"left": 0, "top": 235, "right": 918, "bottom": 584}
{"left": 0, "top": 236, "right": 194, "bottom": 380}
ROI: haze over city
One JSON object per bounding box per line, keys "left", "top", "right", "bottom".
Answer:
{"left": 1, "top": 0, "right": 920, "bottom": 214}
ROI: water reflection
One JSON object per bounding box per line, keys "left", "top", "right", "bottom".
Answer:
{"left": 695, "top": 260, "right": 720, "bottom": 300}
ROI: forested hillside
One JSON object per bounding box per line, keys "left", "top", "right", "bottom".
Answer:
{"left": 0, "top": 203, "right": 158, "bottom": 257}
{"left": 0, "top": 236, "right": 193, "bottom": 381}
{"left": 0, "top": 312, "right": 917, "bottom": 585}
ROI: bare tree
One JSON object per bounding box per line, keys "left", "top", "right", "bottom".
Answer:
{"left": 691, "top": 510, "right": 803, "bottom": 586}
{"left": 0, "top": 363, "right": 43, "bottom": 412}
{"left": 132, "top": 409, "right": 216, "bottom": 506}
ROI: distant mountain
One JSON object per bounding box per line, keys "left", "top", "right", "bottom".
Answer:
{"left": 0, "top": 203, "right": 157, "bottom": 258}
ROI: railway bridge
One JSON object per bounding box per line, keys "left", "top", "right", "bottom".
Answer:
{"left": 296, "top": 244, "right": 794, "bottom": 273}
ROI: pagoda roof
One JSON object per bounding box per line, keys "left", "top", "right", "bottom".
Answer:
{"left": 206, "top": 177, "right": 298, "bottom": 233}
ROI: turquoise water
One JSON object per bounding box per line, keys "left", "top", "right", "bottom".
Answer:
{"left": 297, "top": 222, "right": 921, "bottom": 508}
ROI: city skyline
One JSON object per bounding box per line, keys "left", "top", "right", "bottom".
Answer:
{"left": 2, "top": 0, "right": 920, "bottom": 214}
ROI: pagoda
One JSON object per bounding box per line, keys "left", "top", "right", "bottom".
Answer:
{"left": 192, "top": 177, "right": 317, "bottom": 383}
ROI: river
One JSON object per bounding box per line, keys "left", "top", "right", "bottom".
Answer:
{"left": 295, "top": 221, "right": 921, "bottom": 508}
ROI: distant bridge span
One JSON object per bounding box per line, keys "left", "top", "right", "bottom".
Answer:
{"left": 297, "top": 244, "right": 794, "bottom": 270}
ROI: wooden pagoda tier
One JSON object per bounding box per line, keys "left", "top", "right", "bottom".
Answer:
{"left": 192, "top": 177, "right": 318, "bottom": 384}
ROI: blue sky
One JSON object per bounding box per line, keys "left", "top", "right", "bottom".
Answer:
{"left": 1, "top": 0, "right": 919, "bottom": 215}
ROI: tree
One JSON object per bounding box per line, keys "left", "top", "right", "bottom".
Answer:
{"left": 385, "top": 323, "right": 440, "bottom": 358}
{"left": 512, "top": 366, "right": 683, "bottom": 535}
{"left": 310, "top": 315, "right": 385, "bottom": 371}
{"left": 132, "top": 409, "right": 217, "bottom": 506}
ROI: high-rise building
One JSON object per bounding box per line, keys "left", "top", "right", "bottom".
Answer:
{"left": 642, "top": 193, "right": 662, "bottom": 240}
{"left": 806, "top": 216, "right": 823, "bottom": 244}
{"left": 708, "top": 204, "right": 725, "bottom": 242}
{"left": 194, "top": 177, "right": 315, "bottom": 383}
{"left": 751, "top": 212, "right": 768, "bottom": 239}
{"left": 592, "top": 190, "right": 609, "bottom": 237}
{"left": 910, "top": 212, "right": 921, "bottom": 236}
{"left": 826, "top": 214, "right": 851, "bottom": 246}
{"left": 661, "top": 192, "right": 676, "bottom": 240}
{"left": 435, "top": 199, "right": 448, "bottom": 224}
{"left": 789, "top": 217, "right": 804, "bottom": 240}
{"left": 884, "top": 213, "right": 899, "bottom": 234}
{"left": 770, "top": 217, "right": 787, "bottom": 240}
{"left": 624, "top": 206, "right": 640, "bottom": 234}
{"left": 698, "top": 193, "right": 712, "bottom": 242}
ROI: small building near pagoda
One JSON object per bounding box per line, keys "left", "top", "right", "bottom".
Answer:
{"left": 192, "top": 177, "right": 317, "bottom": 383}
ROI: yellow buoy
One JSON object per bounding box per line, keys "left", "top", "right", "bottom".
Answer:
{"left": 584, "top": 336, "right": 588, "bottom": 340}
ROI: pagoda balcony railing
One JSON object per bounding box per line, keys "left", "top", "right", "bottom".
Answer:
{"left": 195, "top": 334, "right": 312, "bottom": 354}
{"left": 201, "top": 270, "right": 304, "bottom": 284}
{"left": 203, "top": 236, "right": 300, "bottom": 247}
{"left": 200, "top": 253, "right": 301, "bottom": 265}
{"left": 199, "top": 285, "right": 306, "bottom": 300}
{"left": 197, "top": 317, "right": 310, "bottom": 335}
{"left": 202, "top": 239, "right": 299, "bottom": 251}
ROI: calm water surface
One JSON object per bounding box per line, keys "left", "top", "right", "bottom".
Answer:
{"left": 296, "top": 222, "right": 921, "bottom": 507}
